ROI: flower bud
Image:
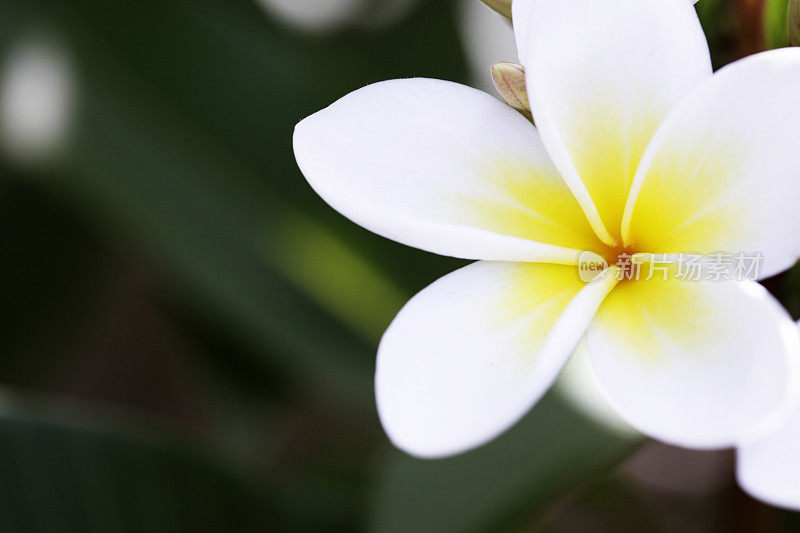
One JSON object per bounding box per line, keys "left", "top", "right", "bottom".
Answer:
{"left": 789, "top": 0, "right": 800, "bottom": 46}
{"left": 491, "top": 62, "right": 530, "bottom": 117}
{"left": 479, "top": 0, "right": 511, "bottom": 19}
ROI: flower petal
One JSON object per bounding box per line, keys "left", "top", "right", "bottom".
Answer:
{"left": 587, "top": 277, "right": 800, "bottom": 449}
{"left": 623, "top": 48, "right": 800, "bottom": 279}
{"left": 517, "top": 0, "right": 711, "bottom": 243}
{"left": 376, "top": 261, "right": 618, "bottom": 458}
{"left": 738, "top": 324, "right": 800, "bottom": 510}
{"left": 294, "top": 78, "right": 603, "bottom": 263}
{"left": 513, "top": 0, "right": 701, "bottom": 67}
{"left": 738, "top": 411, "right": 800, "bottom": 511}
{"left": 555, "top": 340, "right": 637, "bottom": 436}
{"left": 511, "top": 0, "right": 534, "bottom": 65}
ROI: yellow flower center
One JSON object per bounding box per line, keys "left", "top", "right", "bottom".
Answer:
{"left": 602, "top": 244, "right": 639, "bottom": 282}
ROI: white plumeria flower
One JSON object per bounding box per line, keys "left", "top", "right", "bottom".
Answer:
{"left": 456, "top": 0, "right": 703, "bottom": 435}
{"left": 737, "top": 320, "right": 800, "bottom": 510}
{"left": 293, "top": 0, "right": 800, "bottom": 459}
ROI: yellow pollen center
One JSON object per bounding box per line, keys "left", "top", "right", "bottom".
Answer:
{"left": 603, "top": 245, "right": 639, "bottom": 281}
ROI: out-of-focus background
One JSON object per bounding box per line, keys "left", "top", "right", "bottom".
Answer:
{"left": 0, "top": 0, "right": 798, "bottom": 531}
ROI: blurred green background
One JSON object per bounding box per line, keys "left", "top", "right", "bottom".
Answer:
{"left": 0, "top": 0, "right": 799, "bottom": 531}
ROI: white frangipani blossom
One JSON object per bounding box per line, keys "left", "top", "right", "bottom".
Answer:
{"left": 293, "top": 0, "right": 800, "bottom": 459}
{"left": 737, "top": 321, "right": 800, "bottom": 510}
{"left": 458, "top": 1, "right": 625, "bottom": 433}
{"left": 457, "top": 0, "right": 693, "bottom": 436}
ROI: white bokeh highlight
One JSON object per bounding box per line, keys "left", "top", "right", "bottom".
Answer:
{"left": 256, "top": 0, "right": 418, "bottom": 33}
{"left": 0, "top": 34, "right": 74, "bottom": 164}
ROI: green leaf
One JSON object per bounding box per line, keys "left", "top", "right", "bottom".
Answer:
{"left": 0, "top": 389, "right": 347, "bottom": 532}
{"left": 695, "top": 0, "right": 738, "bottom": 69}
{"left": 0, "top": 181, "right": 112, "bottom": 386}
{"left": 0, "top": 0, "right": 468, "bottom": 411}
{"left": 369, "top": 393, "right": 642, "bottom": 533}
